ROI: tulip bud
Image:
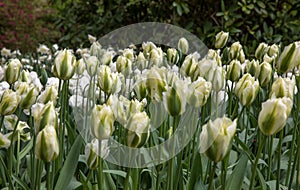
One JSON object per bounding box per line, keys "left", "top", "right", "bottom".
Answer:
{"left": 180, "top": 54, "right": 200, "bottom": 81}
{"left": 270, "top": 77, "right": 295, "bottom": 100}
{"left": 235, "top": 73, "right": 259, "bottom": 106}
{"left": 258, "top": 97, "right": 292, "bottom": 136}
{"left": 91, "top": 104, "right": 115, "bottom": 140}
{"left": 76, "top": 58, "right": 86, "bottom": 75}
{"left": 146, "top": 66, "right": 167, "bottom": 102}
{"left": 15, "top": 82, "right": 39, "bottom": 109}
{"left": 276, "top": 42, "right": 300, "bottom": 74}
{"left": 137, "top": 52, "right": 147, "bottom": 70}
{"left": 88, "top": 34, "right": 96, "bottom": 44}
{"left": 187, "top": 77, "right": 212, "bottom": 108}
{"left": 163, "top": 79, "right": 187, "bottom": 116}
{"left": 85, "top": 139, "right": 109, "bottom": 169}
{"left": 229, "top": 42, "right": 242, "bottom": 60}
{"left": 149, "top": 48, "right": 163, "bottom": 67}
{"left": 0, "top": 89, "right": 20, "bottom": 115}
{"left": 245, "top": 59, "right": 260, "bottom": 78}
{"left": 167, "top": 48, "right": 179, "bottom": 66}
{"left": 238, "top": 49, "right": 245, "bottom": 63}
{"left": 133, "top": 73, "right": 148, "bottom": 101}
{"left": 0, "top": 132, "right": 10, "bottom": 149}
{"left": 258, "top": 62, "right": 272, "bottom": 87}
{"left": 200, "top": 117, "right": 237, "bottom": 162}
{"left": 255, "top": 43, "right": 269, "bottom": 60}
{"left": 0, "top": 66, "right": 5, "bottom": 81}
{"left": 206, "top": 49, "right": 222, "bottom": 66}
{"left": 226, "top": 60, "right": 243, "bottom": 82}
{"left": 37, "top": 86, "right": 58, "bottom": 105}
{"left": 101, "top": 51, "right": 113, "bottom": 66}
{"left": 178, "top": 37, "right": 189, "bottom": 54}
{"left": 97, "top": 65, "right": 122, "bottom": 95}
{"left": 35, "top": 125, "right": 59, "bottom": 162}
{"left": 142, "top": 42, "right": 157, "bottom": 58}
{"left": 126, "top": 112, "right": 150, "bottom": 148}
{"left": 116, "top": 56, "right": 132, "bottom": 76}
{"left": 268, "top": 44, "right": 279, "bottom": 57}
{"left": 52, "top": 49, "right": 77, "bottom": 80}
{"left": 84, "top": 56, "right": 99, "bottom": 76}
{"left": 206, "top": 66, "right": 225, "bottom": 92}
{"left": 215, "top": 31, "right": 229, "bottom": 49}
{"left": 5, "top": 58, "right": 22, "bottom": 84}
{"left": 33, "top": 102, "right": 58, "bottom": 134}
{"left": 90, "top": 42, "right": 102, "bottom": 58}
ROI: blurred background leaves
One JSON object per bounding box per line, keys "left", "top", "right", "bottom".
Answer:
{"left": 1, "top": 0, "right": 300, "bottom": 55}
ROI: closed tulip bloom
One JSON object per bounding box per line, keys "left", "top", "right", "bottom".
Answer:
{"left": 149, "top": 48, "right": 164, "bottom": 67}
{"left": 163, "top": 79, "right": 187, "bottom": 116}
{"left": 226, "top": 59, "right": 243, "bottom": 82}
{"left": 146, "top": 66, "right": 167, "bottom": 102}
{"left": 52, "top": 49, "right": 77, "bottom": 80}
{"left": 178, "top": 37, "right": 189, "bottom": 54}
{"left": 116, "top": 56, "right": 132, "bottom": 76}
{"left": 255, "top": 42, "right": 269, "bottom": 60}
{"left": 15, "top": 82, "right": 39, "bottom": 109}
{"left": 215, "top": 31, "right": 229, "bottom": 49}
{"left": 206, "top": 66, "right": 225, "bottom": 92}
{"left": 270, "top": 77, "right": 295, "bottom": 100}
{"left": 245, "top": 59, "right": 260, "bottom": 78}
{"left": 98, "top": 65, "right": 121, "bottom": 95}
{"left": 200, "top": 117, "right": 237, "bottom": 162}
{"left": 84, "top": 56, "right": 99, "bottom": 76}
{"left": 180, "top": 54, "right": 200, "bottom": 81}
{"left": 167, "top": 48, "right": 179, "bottom": 66}
{"left": 126, "top": 112, "right": 150, "bottom": 148}
{"left": 90, "top": 42, "right": 102, "bottom": 58}
{"left": 258, "top": 62, "right": 272, "bottom": 87}
{"left": 229, "top": 42, "right": 242, "bottom": 60}
{"left": 187, "top": 77, "right": 212, "bottom": 108}
{"left": 35, "top": 125, "right": 59, "bottom": 162}
{"left": 137, "top": 52, "right": 147, "bottom": 70}
{"left": 258, "top": 97, "right": 292, "bottom": 136}
{"left": 268, "top": 44, "right": 279, "bottom": 57}
{"left": 33, "top": 102, "right": 58, "bottom": 134}
{"left": 91, "top": 104, "right": 115, "bottom": 140}
{"left": 76, "top": 58, "right": 86, "bottom": 75}
{"left": 37, "top": 86, "right": 58, "bottom": 105}
{"left": 85, "top": 139, "right": 109, "bottom": 169}
{"left": 235, "top": 74, "right": 259, "bottom": 106}
{"left": 5, "top": 58, "right": 22, "bottom": 84}
{"left": 276, "top": 42, "right": 300, "bottom": 74}
{"left": 0, "top": 89, "right": 20, "bottom": 115}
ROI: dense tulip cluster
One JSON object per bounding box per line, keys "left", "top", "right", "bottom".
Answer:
{"left": 0, "top": 31, "right": 300, "bottom": 190}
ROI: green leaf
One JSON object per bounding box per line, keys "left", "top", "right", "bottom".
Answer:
{"left": 12, "top": 174, "right": 30, "bottom": 190}
{"left": 194, "top": 178, "right": 206, "bottom": 190}
{"left": 19, "top": 139, "right": 33, "bottom": 160}
{"left": 226, "top": 154, "right": 248, "bottom": 190}
{"left": 54, "top": 136, "right": 82, "bottom": 190}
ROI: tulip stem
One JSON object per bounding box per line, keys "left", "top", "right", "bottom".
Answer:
{"left": 249, "top": 133, "right": 266, "bottom": 190}
{"left": 276, "top": 130, "right": 284, "bottom": 190}
{"left": 288, "top": 126, "right": 300, "bottom": 189}
{"left": 208, "top": 162, "right": 217, "bottom": 190}
{"left": 97, "top": 140, "right": 103, "bottom": 190}
{"left": 0, "top": 115, "right": 4, "bottom": 131}
{"left": 267, "top": 136, "right": 273, "bottom": 181}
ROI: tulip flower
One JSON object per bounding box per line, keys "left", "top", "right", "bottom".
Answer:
{"left": 84, "top": 55, "right": 99, "bottom": 77}
{"left": 167, "top": 48, "right": 179, "bottom": 66}
{"left": 126, "top": 112, "right": 150, "bottom": 148}
{"left": 235, "top": 73, "right": 259, "bottom": 106}
{"left": 52, "top": 49, "right": 77, "bottom": 80}
{"left": 215, "top": 31, "right": 229, "bottom": 49}
{"left": 255, "top": 43, "right": 269, "bottom": 60}
{"left": 5, "top": 58, "right": 22, "bottom": 84}
{"left": 258, "top": 97, "right": 292, "bottom": 136}
{"left": 226, "top": 59, "right": 243, "bottom": 82}
{"left": 85, "top": 139, "right": 109, "bottom": 169}
{"left": 258, "top": 62, "right": 272, "bottom": 87}
{"left": 245, "top": 59, "right": 260, "bottom": 79}
{"left": 180, "top": 54, "right": 200, "bottom": 81}
{"left": 116, "top": 56, "right": 132, "bottom": 76}
{"left": 200, "top": 117, "right": 237, "bottom": 162}
{"left": 37, "top": 86, "right": 58, "bottom": 105}
{"left": 91, "top": 104, "right": 115, "bottom": 140}
{"left": 0, "top": 89, "right": 20, "bottom": 115}
{"left": 146, "top": 66, "right": 167, "bottom": 102}
{"left": 270, "top": 77, "right": 295, "bottom": 100}
{"left": 178, "top": 37, "right": 189, "bottom": 54}
{"left": 0, "top": 132, "right": 10, "bottom": 149}
{"left": 187, "top": 77, "right": 212, "bottom": 108}
{"left": 163, "top": 79, "right": 187, "bottom": 116}
{"left": 15, "top": 82, "right": 39, "bottom": 109}
{"left": 276, "top": 42, "right": 300, "bottom": 74}
{"left": 35, "top": 125, "right": 59, "bottom": 162}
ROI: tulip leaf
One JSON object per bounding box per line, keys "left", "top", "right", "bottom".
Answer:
{"left": 54, "top": 136, "right": 82, "bottom": 190}
{"left": 19, "top": 138, "right": 33, "bottom": 160}
{"left": 12, "top": 174, "right": 30, "bottom": 190}
{"left": 225, "top": 154, "right": 248, "bottom": 190}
